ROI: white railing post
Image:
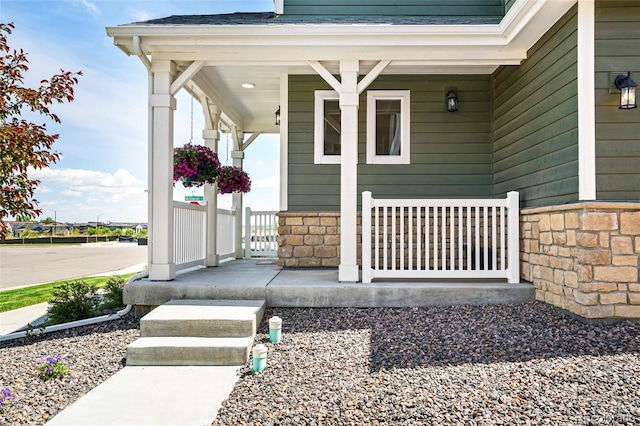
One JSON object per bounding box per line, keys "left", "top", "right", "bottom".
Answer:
{"left": 507, "top": 191, "right": 520, "bottom": 283}
{"left": 362, "top": 191, "right": 373, "bottom": 283}
{"left": 244, "top": 206, "right": 252, "bottom": 259}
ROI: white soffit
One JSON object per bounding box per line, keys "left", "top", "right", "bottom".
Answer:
{"left": 106, "top": 0, "right": 579, "bottom": 132}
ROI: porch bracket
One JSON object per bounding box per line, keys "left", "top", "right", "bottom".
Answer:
{"left": 357, "top": 60, "right": 391, "bottom": 94}
{"left": 242, "top": 132, "right": 261, "bottom": 151}
{"left": 307, "top": 61, "right": 341, "bottom": 93}
{"left": 170, "top": 60, "right": 205, "bottom": 96}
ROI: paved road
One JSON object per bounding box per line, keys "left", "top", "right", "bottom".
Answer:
{"left": 0, "top": 243, "right": 147, "bottom": 290}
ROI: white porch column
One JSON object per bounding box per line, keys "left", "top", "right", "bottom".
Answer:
{"left": 578, "top": 0, "right": 596, "bottom": 200}
{"left": 339, "top": 59, "right": 360, "bottom": 282}
{"left": 149, "top": 59, "right": 177, "bottom": 280}
{"left": 231, "top": 128, "right": 244, "bottom": 259}
{"left": 202, "top": 100, "right": 220, "bottom": 267}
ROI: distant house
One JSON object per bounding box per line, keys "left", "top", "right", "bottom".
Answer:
{"left": 107, "top": 0, "right": 640, "bottom": 321}
{"left": 9, "top": 222, "right": 43, "bottom": 237}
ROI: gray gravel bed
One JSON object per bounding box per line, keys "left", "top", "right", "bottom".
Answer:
{"left": 0, "top": 313, "right": 139, "bottom": 425}
{"left": 1, "top": 303, "right": 638, "bottom": 426}
{"left": 214, "top": 302, "right": 640, "bottom": 426}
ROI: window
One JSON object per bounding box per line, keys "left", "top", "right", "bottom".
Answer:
{"left": 314, "top": 90, "right": 341, "bottom": 164}
{"left": 366, "top": 90, "right": 410, "bottom": 164}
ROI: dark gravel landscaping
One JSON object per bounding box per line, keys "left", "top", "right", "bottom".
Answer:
{"left": 214, "top": 303, "right": 640, "bottom": 426}
{"left": 1, "top": 302, "right": 639, "bottom": 425}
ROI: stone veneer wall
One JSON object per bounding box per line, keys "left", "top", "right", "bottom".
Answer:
{"left": 520, "top": 202, "right": 640, "bottom": 321}
{"left": 277, "top": 212, "right": 362, "bottom": 267}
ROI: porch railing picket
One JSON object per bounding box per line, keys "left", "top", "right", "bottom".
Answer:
{"left": 217, "top": 208, "right": 237, "bottom": 261}
{"left": 244, "top": 208, "right": 278, "bottom": 258}
{"left": 362, "top": 191, "right": 520, "bottom": 283}
{"left": 173, "top": 201, "right": 207, "bottom": 271}
{"left": 173, "top": 202, "right": 240, "bottom": 270}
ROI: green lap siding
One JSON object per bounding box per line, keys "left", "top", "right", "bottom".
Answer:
{"left": 492, "top": 6, "right": 578, "bottom": 208}
{"left": 595, "top": 0, "right": 640, "bottom": 201}
{"left": 284, "top": 0, "right": 504, "bottom": 17}
{"left": 287, "top": 75, "right": 493, "bottom": 212}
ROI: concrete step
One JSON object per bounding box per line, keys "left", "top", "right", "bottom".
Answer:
{"left": 126, "top": 336, "right": 254, "bottom": 366}
{"left": 140, "top": 299, "right": 265, "bottom": 338}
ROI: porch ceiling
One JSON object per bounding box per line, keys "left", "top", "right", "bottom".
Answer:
{"left": 106, "top": 0, "right": 576, "bottom": 134}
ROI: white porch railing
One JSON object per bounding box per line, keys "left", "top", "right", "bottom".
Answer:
{"left": 173, "top": 201, "right": 207, "bottom": 271}
{"left": 362, "top": 191, "right": 520, "bottom": 283}
{"left": 244, "top": 208, "right": 278, "bottom": 258}
{"left": 173, "top": 202, "right": 238, "bottom": 270}
{"left": 217, "top": 208, "right": 237, "bottom": 261}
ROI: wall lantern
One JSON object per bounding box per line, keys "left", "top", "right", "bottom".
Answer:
{"left": 446, "top": 90, "right": 458, "bottom": 112}
{"left": 275, "top": 106, "right": 281, "bottom": 125}
{"left": 614, "top": 72, "right": 638, "bottom": 109}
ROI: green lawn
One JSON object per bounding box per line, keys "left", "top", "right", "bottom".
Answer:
{"left": 0, "top": 273, "right": 138, "bottom": 313}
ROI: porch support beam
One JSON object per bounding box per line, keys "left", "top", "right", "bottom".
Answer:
{"left": 202, "top": 97, "right": 220, "bottom": 267}
{"left": 578, "top": 0, "right": 596, "bottom": 200}
{"left": 338, "top": 59, "right": 360, "bottom": 282}
{"left": 231, "top": 127, "right": 245, "bottom": 259}
{"left": 149, "top": 59, "right": 177, "bottom": 281}
{"left": 309, "top": 59, "right": 389, "bottom": 282}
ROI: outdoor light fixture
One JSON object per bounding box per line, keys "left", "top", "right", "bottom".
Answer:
{"left": 446, "top": 89, "right": 458, "bottom": 112}
{"left": 275, "top": 106, "right": 281, "bottom": 125}
{"left": 614, "top": 72, "right": 638, "bottom": 109}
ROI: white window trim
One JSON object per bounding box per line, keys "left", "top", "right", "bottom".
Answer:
{"left": 366, "top": 90, "right": 410, "bottom": 165}
{"left": 314, "top": 90, "right": 340, "bottom": 165}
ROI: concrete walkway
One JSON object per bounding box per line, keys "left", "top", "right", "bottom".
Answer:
{"left": 45, "top": 366, "right": 240, "bottom": 426}
{"left": 0, "top": 302, "right": 48, "bottom": 334}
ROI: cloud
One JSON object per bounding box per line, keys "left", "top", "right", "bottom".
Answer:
{"left": 29, "top": 167, "right": 148, "bottom": 222}
{"left": 71, "top": 0, "right": 100, "bottom": 16}
{"left": 253, "top": 175, "right": 279, "bottom": 189}
{"left": 130, "top": 9, "right": 155, "bottom": 23}
{"left": 31, "top": 167, "right": 146, "bottom": 200}
{"left": 61, "top": 190, "right": 83, "bottom": 198}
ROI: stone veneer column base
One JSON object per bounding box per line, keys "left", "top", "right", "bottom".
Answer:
{"left": 276, "top": 212, "right": 362, "bottom": 268}
{"left": 520, "top": 202, "right": 640, "bottom": 321}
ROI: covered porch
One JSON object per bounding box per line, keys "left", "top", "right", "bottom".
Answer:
{"left": 125, "top": 258, "right": 534, "bottom": 315}
{"left": 106, "top": 0, "right": 581, "bottom": 284}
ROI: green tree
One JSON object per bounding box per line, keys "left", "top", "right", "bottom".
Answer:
{"left": 0, "top": 22, "right": 81, "bottom": 239}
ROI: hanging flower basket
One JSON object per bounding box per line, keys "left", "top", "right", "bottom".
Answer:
{"left": 217, "top": 165, "right": 251, "bottom": 194}
{"left": 173, "top": 143, "right": 251, "bottom": 194}
{"left": 173, "top": 143, "right": 220, "bottom": 188}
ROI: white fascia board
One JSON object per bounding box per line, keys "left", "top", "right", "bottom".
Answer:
{"left": 501, "top": 0, "right": 578, "bottom": 49}
{"left": 151, "top": 46, "right": 525, "bottom": 64}
{"left": 107, "top": 25, "right": 510, "bottom": 61}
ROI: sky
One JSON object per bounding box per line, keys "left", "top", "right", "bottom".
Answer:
{"left": 1, "top": 0, "right": 280, "bottom": 224}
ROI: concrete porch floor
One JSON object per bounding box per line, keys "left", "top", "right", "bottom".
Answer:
{"left": 125, "top": 259, "right": 535, "bottom": 309}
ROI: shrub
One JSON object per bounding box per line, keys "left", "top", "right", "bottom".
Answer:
{"left": 33, "top": 355, "right": 70, "bottom": 381}
{"left": 47, "top": 280, "right": 100, "bottom": 324}
{"left": 100, "top": 275, "right": 125, "bottom": 309}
